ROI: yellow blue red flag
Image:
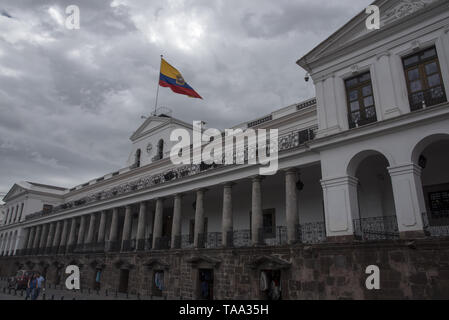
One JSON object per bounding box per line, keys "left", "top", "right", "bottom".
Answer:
{"left": 159, "top": 58, "right": 202, "bottom": 99}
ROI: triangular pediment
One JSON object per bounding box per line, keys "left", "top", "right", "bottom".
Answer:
{"left": 298, "top": 0, "right": 444, "bottom": 70}
{"left": 130, "top": 116, "right": 193, "bottom": 142}
{"left": 186, "top": 255, "right": 221, "bottom": 267}
{"left": 3, "top": 182, "right": 29, "bottom": 202}
{"left": 246, "top": 255, "right": 291, "bottom": 270}
{"left": 143, "top": 258, "right": 170, "bottom": 270}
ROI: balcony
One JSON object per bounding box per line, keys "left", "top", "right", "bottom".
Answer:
{"left": 409, "top": 87, "right": 447, "bottom": 112}
{"left": 353, "top": 216, "right": 400, "bottom": 241}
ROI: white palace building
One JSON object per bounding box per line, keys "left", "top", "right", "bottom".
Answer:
{"left": 1, "top": 0, "right": 449, "bottom": 300}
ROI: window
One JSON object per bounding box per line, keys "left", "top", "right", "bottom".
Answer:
{"left": 135, "top": 149, "right": 141, "bottom": 168}
{"left": 43, "top": 204, "right": 53, "bottom": 214}
{"left": 403, "top": 47, "right": 447, "bottom": 111}
{"left": 345, "top": 71, "right": 377, "bottom": 129}
{"left": 158, "top": 139, "right": 164, "bottom": 159}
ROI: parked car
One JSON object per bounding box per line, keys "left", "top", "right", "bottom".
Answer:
{"left": 8, "top": 270, "right": 36, "bottom": 290}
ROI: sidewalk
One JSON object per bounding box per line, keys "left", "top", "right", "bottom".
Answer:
{"left": 0, "top": 280, "right": 162, "bottom": 300}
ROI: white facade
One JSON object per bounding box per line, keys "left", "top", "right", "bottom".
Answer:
{"left": 1, "top": 0, "right": 449, "bottom": 256}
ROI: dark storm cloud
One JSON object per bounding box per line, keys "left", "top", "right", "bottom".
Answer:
{"left": 0, "top": 0, "right": 372, "bottom": 198}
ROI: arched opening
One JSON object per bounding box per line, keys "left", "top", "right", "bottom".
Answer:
{"left": 157, "top": 139, "right": 164, "bottom": 160}
{"left": 348, "top": 151, "right": 398, "bottom": 240}
{"left": 134, "top": 149, "right": 141, "bottom": 168}
{"left": 412, "top": 134, "right": 449, "bottom": 236}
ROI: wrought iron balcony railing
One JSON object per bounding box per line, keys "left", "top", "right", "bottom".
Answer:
{"left": 422, "top": 212, "right": 449, "bottom": 238}
{"left": 353, "top": 215, "right": 399, "bottom": 241}
{"left": 24, "top": 126, "right": 318, "bottom": 222}
{"left": 409, "top": 86, "right": 447, "bottom": 112}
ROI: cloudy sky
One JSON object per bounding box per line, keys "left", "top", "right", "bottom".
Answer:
{"left": 0, "top": 0, "right": 372, "bottom": 199}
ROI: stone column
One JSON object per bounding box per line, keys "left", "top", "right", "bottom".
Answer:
{"left": 321, "top": 176, "right": 359, "bottom": 241}
{"left": 107, "top": 208, "right": 119, "bottom": 252}
{"left": 58, "top": 220, "right": 69, "bottom": 254}
{"left": 136, "top": 202, "right": 147, "bottom": 251}
{"left": 32, "top": 225, "right": 42, "bottom": 255}
{"left": 388, "top": 163, "right": 426, "bottom": 238}
{"left": 285, "top": 169, "right": 299, "bottom": 244}
{"left": 222, "top": 183, "right": 234, "bottom": 247}
{"left": 152, "top": 199, "right": 164, "bottom": 249}
{"left": 3, "top": 209, "right": 8, "bottom": 225}
{"left": 66, "top": 217, "right": 78, "bottom": 253}
{"left": 97, "top": 210, "right": 107, "bottom": 250}
{"left": 1, "top": 234, "right": 7, "bottom": 256}
{"left": 16, "top": 228, "right": 30, "bottom": 256}
{"left": 38, "top": 224, "right": 49, "bottom": 254}
{"left": 194, "top": 189, "right": 206, "bottom": 248}
{"left": 52, "top": 221, "right": 62, "bottom": 254}
{"left": 0, "top": 234, "right": 4, "bottom": 256}
{"left": 7, "top": 233, "right": 14, "bottom": 256}
{"left": 86, "top": 213, "right": 97, "bottom": 252}
{"left": 171, "top": 195, "right": 182, "bottom": 249}
{"left": 45, "top": 223, "right": 55, "bottom": 254}
{"left": 26, "top": 227, "right": 36, "bottom": 255}
{"left": 76, "top": 215, "right": 87, "bottom": 251}
{"left": 121, "top": 206, "right": 133, "bottom": 252}
{"left": 251, "top": 176, "right": 263, "bottom": 246}
{"left": 146, "top": 207, "right": 155, "bottom": 250}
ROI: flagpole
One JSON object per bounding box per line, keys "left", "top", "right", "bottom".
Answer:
{"left": 153, "top": 54, "right": 163, "bottom": 116}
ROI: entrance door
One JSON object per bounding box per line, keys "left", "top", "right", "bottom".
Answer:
{"left": 260, "top": 270, "right": 281, "bottom": 300}
{"left": 94, "top": 269, "right": 102, "bottom": 290}
{"left": 198, "top": 269, "right": 214, "bottom": 300}
{"left": 118, "top": 269, "right": 129, "bottom": 293}
{"left": 152, "top": 270, "right": 164, "bottom": 297}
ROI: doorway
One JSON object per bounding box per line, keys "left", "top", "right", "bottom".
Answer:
{"left": 118, "top": 269, "right": 129, "bottom": 293}
{"left": 260, "top": 270, "right": 281, "bottom": 300}
{"left": 198, "top": 269, "right": 214, "bottom": 300}
{"left": 152, "top": 270, "right": 164, "bottom": 297}
{"left": 94, "top": 269, "right": 102, "bottom": 290}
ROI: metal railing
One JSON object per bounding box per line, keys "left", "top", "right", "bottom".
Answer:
{"left": 409, "top": 87, "right": 447, "bottom": 112}
{"left": 353, "top": 215, "right": 399, "bottom": 241}
{"left": 297, "top": 221, "right": 327, "bottom": 244}
{"left": 24, "top": 126, "right": 318, "bottom": 222}
{"left": 422, "top": 212, "right": 449, "bottom": 238}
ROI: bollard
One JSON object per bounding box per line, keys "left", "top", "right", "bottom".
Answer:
{"left": 51, "top": 294, "right": 55, "bottom": 300}
{"left": 61, "top": 296, "right": 64, "bottom": 300}
{"left": 137, "top": 293, "right": 140, "bottom": 300}
{"left": 14, "top": 289, "right": 17, "bottom": 296}
{"left": 115, "top": 290, "right": 118, "bottom": 298}
{"left": 73, "top": 297, "right": 76, "bottom": 300}
{"left": 105, "top": 289, "right": 108, "bottom": 296}
{"left": 21, "top": 290, "right": 24, "bottom": 297}
{"left": 43, "top": 293, "right": 46, "bottom": 300}
{"left": 8, "top": 288, "right": 11, "bottom": 294}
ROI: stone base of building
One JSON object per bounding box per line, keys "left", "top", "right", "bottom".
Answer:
{"left": 327, "top": 235, "right": 355, "bottom": 243}
{"left": 400, "top": 230, "right": 426, "bottom": 239}
{"left": 1, "top": 238, "right": 449, "bottom": 300}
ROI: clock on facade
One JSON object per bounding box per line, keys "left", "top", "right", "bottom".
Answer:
{"left": 146, "top": 143, "right": 153, "bottom": 154}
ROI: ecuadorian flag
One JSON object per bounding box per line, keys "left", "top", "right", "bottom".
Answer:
{"left": 159, "top": 58, "right": 202, "bottom": 99}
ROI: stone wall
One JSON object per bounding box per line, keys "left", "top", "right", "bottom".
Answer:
{"left": 1, "top": 238, "right": 449, "bottom": 300}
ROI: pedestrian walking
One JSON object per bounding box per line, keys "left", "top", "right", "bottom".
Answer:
{"left": 34, "top": 273, "right": 45, "bottom": 300}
